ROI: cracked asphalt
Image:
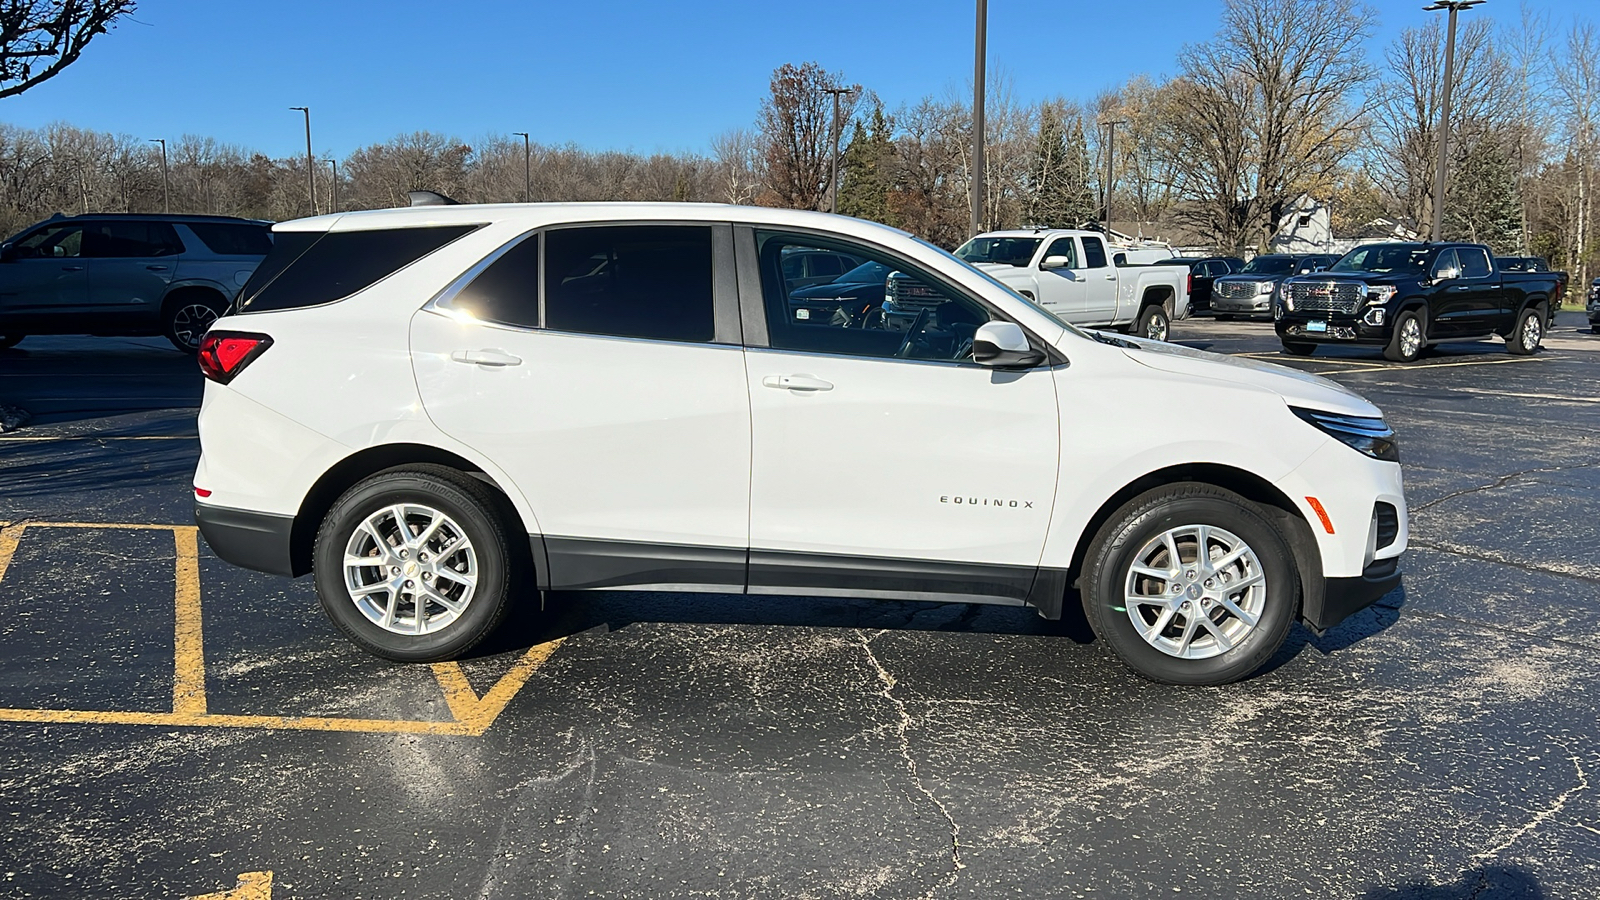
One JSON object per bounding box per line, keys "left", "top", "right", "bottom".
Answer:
{"left": 1, "top": 317, "right": 1598, "bottom": 899}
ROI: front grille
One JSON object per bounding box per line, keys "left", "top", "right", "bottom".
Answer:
{"left": 1286, "top": 281, "right": 1362, "bottom": 314}
{"left": 1374, "top": 502, "right": 1399, "bottom": 550}
{"left": 886, "top": 275, "right": 948, "bottom": 311}
{"left": 1214, "top": 280, "right": 1262, "bottom": 300}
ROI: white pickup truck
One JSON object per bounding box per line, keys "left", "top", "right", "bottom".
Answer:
{"left": 949, "top": 229, "right": 1191, "bottom": 340}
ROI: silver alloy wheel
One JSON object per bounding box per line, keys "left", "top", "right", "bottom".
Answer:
{"left": 1521, "top": 313, "right": 1542, "bottom": 349}
{"left": 1145, "top": 311, "right": 1169, "bottom": 342}
{"left": 1123, "top": 524, "right": 1267, "bottom": 659}
{"left": 1399, "top": 317, "right": 1423, "bottom": 358}
{"left": 171, "top": 303, "right": 220, "bottom": 349}
{"left": 342, "top": 503, "right": 478, "bottom": 635}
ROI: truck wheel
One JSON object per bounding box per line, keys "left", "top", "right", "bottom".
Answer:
{"left": 0, "top": 335, "right": 23, "bottom": 350}
{"left": 1506, "top": 306, "right": 1544, "bottom": 355}
{"left": 1280, "top": 340, "right": 1316, "bottom": 356}
{"left": 313, "top": 466, "right": 519, "bottom": 662}
{"left": 1080, "top": 483, "right": 1300, "bottom": 685}
{"left": 1137, "top": 304, "right": 1171, "bottom": 342}
{"left": 163, "top": 291, "right": 228, "bottom": 354}
{"left": 1383, "top": 309, "right": 1426, "bottom": 363}
{"left": 1592, "top": 325, "right": 1600, "bottom": 335}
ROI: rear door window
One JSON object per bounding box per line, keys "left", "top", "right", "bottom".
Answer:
{"left": 83, "top": 221, "right": 185, "bottom": 258}
{"left": 1458, "top": 247, "right": 1492, "bottom": 279}
{"left": 444, "top": 235, "right": 540, "bottom": 328}
{"left": 543, "top": 225, "right": 714, "bottom": 343}
{"left": 237, "top": 225, "right": 480, "bottom": 312}
{"left": 1081, "top": 236, "right": 1108, "bottom": 269}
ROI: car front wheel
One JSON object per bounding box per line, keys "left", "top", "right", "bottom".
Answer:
{"left": 1383, "top": 309, "right": 1426, "bottom": 363}
{"left": 313, "top": 466, "right": 518, "bottom": 662}
{"left": 1081, "top": 484, "right": 1300, "bottom": 685}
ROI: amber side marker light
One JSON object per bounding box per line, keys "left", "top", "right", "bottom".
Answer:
{"left": 1306, "top": 497, "right": 1335, "bottom": 534}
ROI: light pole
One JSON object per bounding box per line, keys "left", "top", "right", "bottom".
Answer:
{"left": 1423, "top": 0, "right": 1484, "bottom": 241}
{"left": 290, "top": 106, "right": 316, "bottom": 216}
{"left": 512, "top": 132, "right": 531, "bottom": 202}
{"left": 1102, "top": 119, "right": 1126, "bottom": 237}
{"left": 822, "top": 86, "right": 856, "bottom": 214}
{"left": 149, "top": 138, "right": 169, "bottom": 213}
{"left": 971, "top": 0, "right": 988, "bottom": 237}
{"left": 324, "top": 158, "right": 338, "bottom": 213}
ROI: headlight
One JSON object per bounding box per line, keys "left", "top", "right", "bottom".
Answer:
{"left": 1366, "top": 285, "right": 1397, "bottom": 305}
{"left": 1291, "top": 407, "right": 1399, "bottom": 461}
{"left": 1258, "top": 281, "right": 1275, "bottom": 295}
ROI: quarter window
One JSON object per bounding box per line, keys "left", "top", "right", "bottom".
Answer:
{"left": 543, "top": 225, "right": 714, "bottom": 343}
{"left": 187, "top": 222, "right": 273, "bottom": 256}
{"left": 237, "top": 225, "right": 479, "bottom": 313}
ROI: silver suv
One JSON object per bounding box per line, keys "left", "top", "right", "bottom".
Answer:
{"left": 0, "top": 214, "right": 272, "bottom": 352}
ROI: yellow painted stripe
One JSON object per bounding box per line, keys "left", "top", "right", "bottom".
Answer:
{"left": 0, "top": 706, "right": 479, "bottom": 735}
{"left": 431, "top": 638, "right": 566, "bottom": 735}
{"left": 188, "top": 871, "right": 273, "bottom": 900}
{"left": 173, "top": 527, "right": 207, "bottom": 716}
{"left": 0, "top": 522, "right": 25, "bottom": 585}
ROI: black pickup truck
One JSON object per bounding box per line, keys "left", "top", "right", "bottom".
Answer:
{"left": 1274, "top": 242, "right": 1568, "bottom": 362}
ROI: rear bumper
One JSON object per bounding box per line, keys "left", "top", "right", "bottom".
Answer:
{"left": 194, "top": 502, "right": 296, "bottom": 577}
{"left": 1310, "top": 557, "right": 1401, "bottom": 631}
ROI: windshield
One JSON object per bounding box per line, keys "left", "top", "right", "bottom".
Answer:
{"left": 1331, "top": 245, "right": 1432, "bottom": 274}
{"left": 954, "top": 237, "right": 1043, "bottom": 267}
{"left": 914, "top": 236, "right": 1086, "bottom": 338}
{"left": 833, "top": 260, "right": 891, "bottom": 284}
{"left": 1241, "top": 257, "right": 1294, "bottom": 275}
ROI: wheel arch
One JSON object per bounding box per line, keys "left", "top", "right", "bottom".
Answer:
{"left": 288, "top": 443, "right": 525, "bottom": 577}
{"left": 1064, "top": 462, "right": 1325, "bottom": 628}
{"left": 161, "top": 282, "right": 231, "bottom": 311}
{"left": 1139, "top": 284, "right": 1175, "bottom": 313}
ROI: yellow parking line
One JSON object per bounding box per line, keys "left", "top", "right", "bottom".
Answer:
{"left": 432, "top": 639, "right": 566, "bottom": 733}
{"left": 0, "top": 522, "right": 24, "bottom": 585}
{"left": 0, "top": 706, "right": 478, "bottom": 735}
{"left": 173, "top": 527, "right": 207, "bottom": 716}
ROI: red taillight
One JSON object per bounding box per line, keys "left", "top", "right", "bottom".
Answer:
{"left": 1187, "top": 273, "right": 1195, "bottom": 295}
{"left": 194, "top": 487, "right": 212, "bottom": 498}
{"left": 198, "top": 332, "right": 273, "bottom": 385}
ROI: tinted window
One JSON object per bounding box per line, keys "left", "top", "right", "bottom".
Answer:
{"left": 1241, "top": 256, "right": 1294, "bottom": 275}
{"left": 188, "top": 222, "right": 273, "bottom": 256}
{"left": 1432, "top": 249, "right": 1459, "bottom": 278}
{"left": 1043, "top": 237, "right": 1078, "bottom": 268}
{"left": 811, "top": 255, "right": 844, "bottom": 278}
{"left": 1458, "top": 247, "right": 1491, "bottom": 278}
{"left": 1082, "top": 236, "right": 1108, "bottom": 269}
{"left": 543, "top": 225, "right": 714, "bottom": 343}
{"left": 447, "top": 234, "right": 540, "bottom": 328}
{"left": 758, "top": 230, "right": 995, "bottom": 362}
{"left": 954, "top": 237, "right": 1041, "bottom": 266}
{"left": 82, "top": 221, "right": 184, "bottom": 258}
{"left": 836, "top": 261, "right": 891, "bottom": 284}
{"left": 14, "top": 224, "right": 83, "bottom": 259}
{"left": 237, "top": 225, "right": 479, "bottom": 313}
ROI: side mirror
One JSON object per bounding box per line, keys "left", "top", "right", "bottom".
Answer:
{"left": 973, "top": 321, "right": 1045, "bottom": 368}
{"left": 1040, "top": 255, "right": 1071, "bottom": 270}
{"left": 0, "top": 244, "right": 14, "bottom": 263}
{"left": 1432, "top": 266, "right": 1460, "bottom": 283}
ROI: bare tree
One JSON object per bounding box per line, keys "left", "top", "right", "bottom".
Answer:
{"left": 1553, "top": 23, "right": 1600, "bottom": 286}
{"left": 758, "top": 62, "right": 857, "bottom": 209}
{"left": 1, "top": 0, "right": 136, "bottom": 99}
{"left": 710, "top": 128, "right": 761, "bottom": 205}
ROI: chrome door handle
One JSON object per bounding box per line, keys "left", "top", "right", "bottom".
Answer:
{"left": 61, "top": 265, "right": 85, "bottom": 272}
{"left": 762, "top": 374, "right": 833, "bottom": 392}
{"left": 1452, "top": 286, "right": 1471, "bottom": 291}
{"left": 450, "top": 349, "right": 522, "bottom": 367}
{"left": 1104, "top": 274, "right": 1116, "bottom": 280}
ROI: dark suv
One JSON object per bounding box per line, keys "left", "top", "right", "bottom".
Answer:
{"left": 0, "top": 214, "right": 272, "bottom": 352}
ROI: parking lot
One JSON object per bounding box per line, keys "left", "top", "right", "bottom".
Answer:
{"left": 2, "top": 316, "right": 1599, "bottom": 899}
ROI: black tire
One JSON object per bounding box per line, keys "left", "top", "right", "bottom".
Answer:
{"left": 1136, "top": 303, "right": 1171, "bottom": 342}
{"left": 1280, "top": 340, "right": 1316, "bottom": 356}
{"left": 313, "top": 465, "right": 519, "bottom": 662}
{"left": 0, "top": 335, "right": 23, "bottom": 350}
{"left": 1215, "top": 314, "right": 1236, "bottom": 321}
{"left": 162, "top": 292, "right": 228, "bottom": 354}
{"left": 1592, "top": 324, "right": 1600, "bottom": 335}
{"left": 1080, "top": 484, "right": 1300, "bottom": 685}
{"left": 1506, "top": 305, "right": 1544, "bottom": 355}
{"left": 1383, "top": 308, "right": 1427, "bottom": 363}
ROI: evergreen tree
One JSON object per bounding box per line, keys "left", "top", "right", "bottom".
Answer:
{"left": 838, "top": 102, "right": 896, "bottom": 225}
{"left": 1444, "top": 138, "right": 1522, "bottom": 253}
{"left": 1026, "top": 106, "right": 1096, "bottom": 228}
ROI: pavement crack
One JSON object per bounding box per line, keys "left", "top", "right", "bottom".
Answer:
{"left": 856, "top": 630, "right": 965, "bottom": 897}
{"left": 1409, "top": 538, "right": 1600, "bottom": 584}
{"left": 1472, "top": 750, "right": 1590, "bottom": 862}
{"left": 1411, "top": 462, "right": 1600, "bottom": 514}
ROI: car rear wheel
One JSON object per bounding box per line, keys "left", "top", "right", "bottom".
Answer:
{"left": 1506, "top": 306, "right": 1544, "bottom": 355}
{"left": 1280, "top": 340, "right": 1316, "bottom": 356}
{"left": 1383, "top": 309, "right": 1426, "bottom": 363}
{"left": 163, "top": 293, "right": 228, "bottom": 354}
{"left": 1081, "top": 484, "right": 1300, "bottom": 685}
{"left": 0, "top": 335, "right": 23, "bottom": 350}
{"left": 1137, "top": 304, "right": 1171, "bottom": 342}
{"left": 313, "top": 466, "right": 518, "bottom": 662}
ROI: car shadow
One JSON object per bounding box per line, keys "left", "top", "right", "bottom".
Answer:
{"left": 1360, "top": 865, "right": 1544, "bottom": 899}
{"left": 1255, "top": 582, "right": 1408, "bottom": 677}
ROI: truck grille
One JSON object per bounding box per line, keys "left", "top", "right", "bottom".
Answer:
{"left": 1214, "top": 280, "right": 1262, "bottom": 300}
{"left": 886, "top": 274, "right": 948, "bottom": 311}
{"left": 1286, "top": 281, "right": 1362, "bottom": 315}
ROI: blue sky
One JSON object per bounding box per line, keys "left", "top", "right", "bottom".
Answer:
{"left": 0, "top": 0, "right": 1591, "bottom": 159}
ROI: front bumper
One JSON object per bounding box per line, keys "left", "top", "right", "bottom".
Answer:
{"left": 195, "top": 502, "right": 297, "bottom": 577}
{"left": 1310, "top": 557, "right": 1401, "bottom": 631}
{"left": 1212, "top": 295, "right": 1273, "bottom": 313}
{"left": 1276, "top": 313, "right": 1389, "bottom": 345}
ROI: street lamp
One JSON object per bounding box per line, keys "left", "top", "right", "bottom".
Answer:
{"left": 512, "top": 132, "right": 530, "bottom": 203}
{"left": 971, "top": 0, "right": 988, "bottom": 237}
{"left": 822, "top": 86, "right": 857, "bottom": 214}
{"left": 1101, "top": 120, "right": 1127, "bottom": 237}
{"left": 1423, "top": 0, "right": 1484, "bottom": 241}
{"left": 324, "top": 158, "right": 338, "bottom": 213}
{"left": 149, "top": 138, "right": 169, "bottom": 214}
{"left": 290, "top": 107, "right": 316, "bottom": 216}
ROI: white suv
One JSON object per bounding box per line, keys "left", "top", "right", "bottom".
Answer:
{"left": 194, "top": 203, "right": 1407, "bottom": 685}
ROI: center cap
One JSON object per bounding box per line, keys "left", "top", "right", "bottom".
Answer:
{"left": 1185, "top": 583, "right": 1204, "bottom": 600}
{"left": 403, "top": 560, "right": 420, "bottom": 578}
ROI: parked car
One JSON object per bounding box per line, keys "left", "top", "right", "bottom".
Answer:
{"left": 1211, "top": 254, "right": 1341, "bottom": 319}
{"left": 1275, "top": 242, "right": 1568, "bottom": 362}
{"left": 194, "top": 203, "right": 1406, "bottom": 686}
{"left": 1153, "top": 256, "right": 1245, "bottom": 313}
{"left": 950, "top": 230, "right": 1191, "bottom": 340}
{"left": 779, "top": 247, "right": 863, "bottom": 292}
{"left": 787, "top": 260, "right": 893, "bottom": 327}
{"left": 1586, "top": 277, "right": 1599, "bottom": 333}
{"left": 1496, "top": 256, "right": 1551, "bottom": 273}
{"left": 0, "top": 213, "right": 273, "bottom": 352}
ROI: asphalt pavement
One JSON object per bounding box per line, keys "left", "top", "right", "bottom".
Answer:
{"left": 1, "top": 317, "right": 1597, "bottom": 899}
